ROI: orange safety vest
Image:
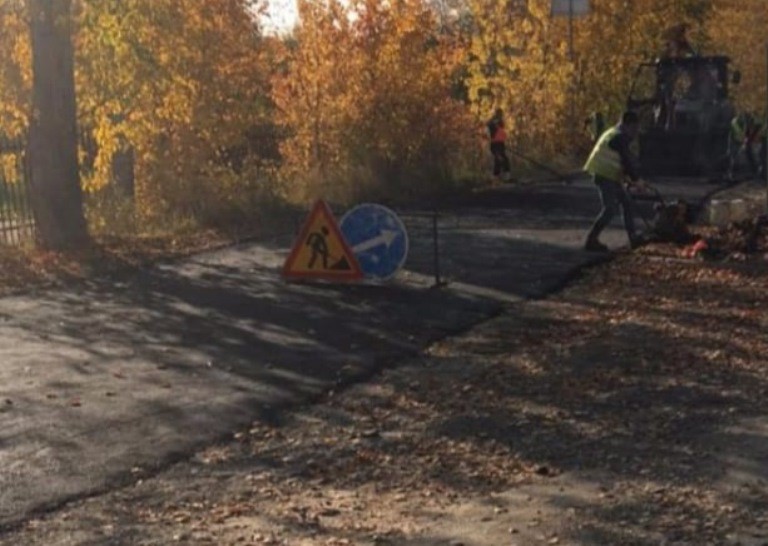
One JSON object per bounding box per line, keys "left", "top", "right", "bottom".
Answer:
{"left": 492, "top": 124, "right": 507, "bottom": 143}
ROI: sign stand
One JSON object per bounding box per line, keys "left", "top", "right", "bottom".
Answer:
{"left": 431, "top": 209, "right": 448, "bottom": 289}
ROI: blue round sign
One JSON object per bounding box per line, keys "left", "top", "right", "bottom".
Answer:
{"left": 340, "top": 204, "right": 409, "bottom": 281}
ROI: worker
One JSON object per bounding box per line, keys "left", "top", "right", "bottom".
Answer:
{"left": 583, "top": 111, "right": 647, "bottom": 253}
{"left": 729, "top": 112, "right": 766, "bottom": 180}
{"left": 729, "top": 112, "right": 750, "bottom": 178}
{"left": 487, "top": 108, "right": 512, "bottom": 181}
{"left": 750, "top": 113, "right": 768, "bottom": 180}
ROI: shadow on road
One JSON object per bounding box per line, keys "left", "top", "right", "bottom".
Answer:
{"left": 0, "top": 219, "right": 610, "bottom": 528}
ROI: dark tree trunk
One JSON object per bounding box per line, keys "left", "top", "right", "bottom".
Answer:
{"left": 27, "top": 0, "right": 89, "bottom": 249}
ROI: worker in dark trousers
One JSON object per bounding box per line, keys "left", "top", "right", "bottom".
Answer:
{"left": 583, "top": 111, "right": 647, "bottom": 252}
{"left": 487, "top": 108, "right": 511, "bottom": 181}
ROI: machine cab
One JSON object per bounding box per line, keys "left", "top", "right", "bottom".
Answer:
{"left": 627, "top": 56, "right": 735, "bottom": 177}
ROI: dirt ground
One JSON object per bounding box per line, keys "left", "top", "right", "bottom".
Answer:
{"left": 3, "top": 247, "right": 768, "bottom": 546}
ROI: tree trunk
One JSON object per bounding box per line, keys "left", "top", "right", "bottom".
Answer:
{"left": 27, "top": 0, "right": 89, "bottom": 250}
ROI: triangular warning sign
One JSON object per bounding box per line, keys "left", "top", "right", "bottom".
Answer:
{"left": 282, "top": 200, "right": 363, "bottom": 281}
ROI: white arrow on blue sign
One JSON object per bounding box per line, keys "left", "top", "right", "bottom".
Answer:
{"left": 340, "top": 204, "right": 409, "bottom": 281}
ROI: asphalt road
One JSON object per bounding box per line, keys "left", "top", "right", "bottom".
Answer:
{"left": 0, "top": 176, "right": 720, "bottom": 530}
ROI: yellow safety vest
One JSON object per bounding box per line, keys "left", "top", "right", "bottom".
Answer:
{"left": 584, "top": 127, "right": 623, "bottom": 182}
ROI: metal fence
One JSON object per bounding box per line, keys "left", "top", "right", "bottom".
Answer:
{"left": 0, "top": 138, "right": 36, "bottom": 246}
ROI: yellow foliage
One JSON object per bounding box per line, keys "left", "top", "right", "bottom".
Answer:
{"left": 466, "top": 0, "right": 574, "bottom": 156}
{"left": 273, "top": 0, "right": 479, "bottom": 204}
{"left": 0, "top": 1, "right": 31, "bottom": 137}
{"left": 0, "top": 153, "right": 20, "bottom": 184}
{"left": 708, "top": 0, "right": 768, "bottom": 115}
{"left": 466, "top": 0, "right": 714, "bottom": 156}
{"left": 75, "top": 0, "right": 276, "bottom": 218}
{"left": 4, "top": 0, "right": 768, "bottom": 233}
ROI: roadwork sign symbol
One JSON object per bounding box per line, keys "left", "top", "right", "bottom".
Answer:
{"left": 282, "top": 200, "right": 363, "bottom": 281}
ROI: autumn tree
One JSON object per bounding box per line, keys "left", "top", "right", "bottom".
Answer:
{"left": 0, "top": 1, "right": 30, "bottom": 138}
{"left": 465, "top": 0, "right": 575, "bottom": 157}
{"left": 349, "top": 0, "right": 477, "bottom": 195}
{"left": 27, "top": 0, "right": 89, "bottom": 249}
{"left": 707, "top": 0, "right": 768, "bottom": 114}
{"left": 0, "top": 0, "right": 276, "bottom": 235}
{"left": 4, "top": 0, "right": 765, "bottom": 242}
{"left": 569, "top": 0, "right": 711, "bottom": 132}
{"left": 75, "top": 0, "right": 275, "bottom": 222}
{"left": 271, "top": 0, "right": 354, "bottom": 197}
{"left": 465, "top": 0, "right": 716, "bottom": 157}
{"left": 273, "top": 0, "right": 478, "bottom": 203}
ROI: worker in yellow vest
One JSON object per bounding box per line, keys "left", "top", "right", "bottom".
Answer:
{"left": 583, "top": 111, "right": 648, "bottom": 252}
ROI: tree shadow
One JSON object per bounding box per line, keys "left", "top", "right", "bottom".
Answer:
{"left": 0, "top": 179, "right": 738, "bottom": 538}
{"left": 138, "top": 263, "right": 768, "bottom": 545}
{"left": 0, "top": 227, "right": 605, "bottom": 528}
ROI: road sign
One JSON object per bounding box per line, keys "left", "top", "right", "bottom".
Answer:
{"left": 551, "top": 0, "right": 590, "bottom": 16}
{"left": 282, "top": 200, "right": 363, "bottom": 281}
{"left": 340, "top": 204, "right": 409, "bottom": 281}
